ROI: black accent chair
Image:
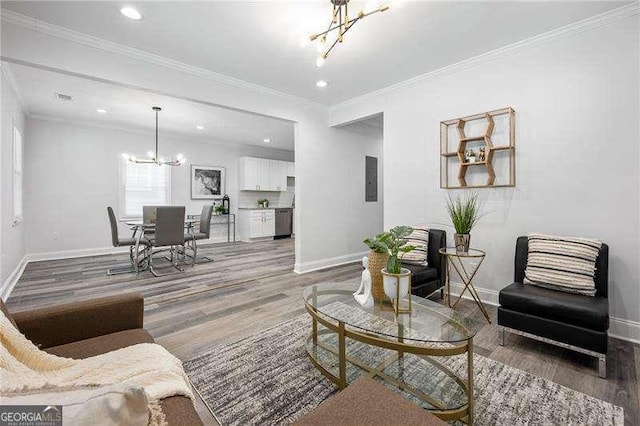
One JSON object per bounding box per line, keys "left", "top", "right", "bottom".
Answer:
{"left": 498, "top": 236, "right": 609, "bottom": 378}
{"left": 403, "top": 229, "right": 447, "bottom": 298}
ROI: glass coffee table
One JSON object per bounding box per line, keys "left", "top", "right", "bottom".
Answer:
{"left": 303, "top": 282, "right": 477, "bottom": 424}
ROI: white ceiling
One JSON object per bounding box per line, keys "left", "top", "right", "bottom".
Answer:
{"left": 2, "top": 1, "right": 628, "bottom": 105}
{"left": 6, "top": 62, "right": 295, "bottom": 150}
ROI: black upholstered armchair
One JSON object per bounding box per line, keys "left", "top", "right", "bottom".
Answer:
{"left": 498, "top": 236, "right": 609, "bottom": 378}
{"left": 403, "top": 229, "right": 447, "bottom": 298}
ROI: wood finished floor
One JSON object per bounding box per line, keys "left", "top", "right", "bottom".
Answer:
{"left": 7, "top": 239, "right": 639, "bottom": 425}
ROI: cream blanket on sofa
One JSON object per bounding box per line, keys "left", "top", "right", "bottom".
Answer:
{"left": 0, "top": 312, "right": 194, "bottom": 424}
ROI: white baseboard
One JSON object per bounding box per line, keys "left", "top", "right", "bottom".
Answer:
{"left": 26, "top": 246, "right": 130, "bottom": 263}
{"left": 1, "top": 255, "right": 28, "bottom": 301}
{"left": 609, "top": 317, "right": 640, "bottom": 345}
{"left": 448, "top": 282, "right": 640, "bottom": 345}
{"left": 294, "top": 251, "right": 367, "bottom": 274}
{"left": 448, "top": 282, "right": 500, "bottom": 306}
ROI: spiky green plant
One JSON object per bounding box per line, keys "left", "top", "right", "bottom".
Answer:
{"left": 446, "top": 192, "right": 481, "bottom": 234}
{"left": 364, "top": 226, "right": 416, "bottom": 274}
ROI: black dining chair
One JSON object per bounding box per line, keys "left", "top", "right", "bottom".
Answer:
{"left": 106, "top": 206, "right": 150, "bottom": 275}
{"left": 147, "top": 206, "right": 186, "bottom": 276}
{"left": 184, "top": 205, "right": 214, "bottom": 265}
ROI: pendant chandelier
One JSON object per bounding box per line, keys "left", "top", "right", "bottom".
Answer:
{"left": 123, "top": 107, "right": 186, "bottom": 166}
{"left": 309, "top": 0, "right": 395, "bottom": 66}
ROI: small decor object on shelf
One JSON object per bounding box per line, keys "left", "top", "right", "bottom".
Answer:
{"left": 365, "top": 226, "right": 416, "bottom": 314}
{"left": 257, "top": 199, "right": 269, "bottom": 208}
{"left": 446, "top": 192, "right": 482, "bottom": 253}
{"left": 353, "top": 257, "right": 374, "bottom": 308}
{"left": 478, "top": 147, "right": 486, "bottom": 161}
{"left": 465, "top": 149, "right": 477, "bottom": 163}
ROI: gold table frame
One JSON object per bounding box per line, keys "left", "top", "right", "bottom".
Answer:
{"left": 303, "top": 287, "right": 474, "bottom": 424}
{"left": 440, "top": 247, "right": 491, "bottom": 323}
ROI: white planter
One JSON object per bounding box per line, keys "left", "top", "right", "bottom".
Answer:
{"left": 381, "top": 267, "right": 411, "bottom": 301}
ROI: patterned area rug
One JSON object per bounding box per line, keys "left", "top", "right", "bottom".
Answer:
{"left": 184, "top": 314, "right": 623, "bottom": 425}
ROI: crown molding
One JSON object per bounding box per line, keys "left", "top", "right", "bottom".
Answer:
{"left": 28, "top": 113, "right": 295, "bottom": 153}
{"left": 332, "top": 2, "right": 640, "bottom": 111}
{"left": 0, "top": 61, "right": 30, "bottom": 115}
{"left": 0, "top": 8, "right": 327, "bottom": 110}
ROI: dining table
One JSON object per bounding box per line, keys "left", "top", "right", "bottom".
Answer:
{"left": 121, "top": 218, "right": 200, "bottom": 272}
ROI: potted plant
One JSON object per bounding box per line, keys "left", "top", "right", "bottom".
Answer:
{"left": 363, "top": 234, "right": 390, "bottom": 302}
{"left": 446, "top": 192, "right": 481, "bottom": 253}
{"left": 257, "top": 199, "right": 269, "bottom": 208}
{"left": 214, "top": 204, "right": 227, "bottom": 215}
{"left": 466, "top": 149, "right": 477, "bottom": 163}
{"left": 365, "top": 226, "right": 416, "bottom": 308}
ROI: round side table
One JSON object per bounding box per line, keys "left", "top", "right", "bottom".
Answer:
{"left": 439, "top": 247, "right": 491, "bottom": 323}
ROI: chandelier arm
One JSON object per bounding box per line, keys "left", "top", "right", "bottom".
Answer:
{"left": 311, "top": 5, "right": 387, "bottom": 41}
{"left": 323, "top": 16, "right": 359, "bottom": 58}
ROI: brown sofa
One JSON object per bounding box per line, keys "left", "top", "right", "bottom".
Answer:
{"left": 0, "top": 293, "right": 202, "bottom": 425}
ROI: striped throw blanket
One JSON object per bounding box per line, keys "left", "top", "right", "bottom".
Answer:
{"left": 524, "top": 233, "right": 602, "bottom": 296}
{"left": 401, "top": 227, "right": 429, "bottom": 266}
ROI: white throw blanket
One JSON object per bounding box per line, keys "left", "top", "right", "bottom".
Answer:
{"left": 0, "top": 312, "right": 194, "bottom": 424}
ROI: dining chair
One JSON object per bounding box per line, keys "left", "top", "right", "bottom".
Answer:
{"left": 184, "top": 205, "right": 214, "bottom": 265}
{"left": 148, "top": 206, "right": 186, "bottom": 277}
{"left": 106, "top": 207, "right": 150, "bottom": 275}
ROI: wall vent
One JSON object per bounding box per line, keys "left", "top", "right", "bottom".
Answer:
{"left": 55, "top": 93, "right": 73, "bottom": 102}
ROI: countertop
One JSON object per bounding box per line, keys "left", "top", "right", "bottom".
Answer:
{"left": 238, "top": 206, "right": 294, "bottom": 210}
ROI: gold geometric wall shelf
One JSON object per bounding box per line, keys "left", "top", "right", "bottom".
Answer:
{"left": 440, "top": 107, "right": 515, "bottom": 189}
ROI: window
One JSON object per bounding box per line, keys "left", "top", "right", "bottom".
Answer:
{"left": 120, "top": 157, "right": 171, "bottom": 218}
{"left": 12, "top": 126, "right": 23, "bottom": 225}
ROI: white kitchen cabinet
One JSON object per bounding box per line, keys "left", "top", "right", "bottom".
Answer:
{"left": 269, "top": 160, "right": 287, "bottom": 191}
{"left": 239, "top": 157, "right": 292, "bottom": 191}
{"left": 286, "top": 162, "right": 295, "bottom": 177}
{"left": 239, "top": 209, "right": 275, "bottom": 240}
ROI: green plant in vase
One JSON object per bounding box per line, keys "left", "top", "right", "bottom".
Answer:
{"left": 366, "top": 226, "right": 416, "bottom": 313}
{"left": 446, "top": 192, "right": 481, "bottom": 253}
{"left": 215, "top": 204, "right": 227, "bottom": 215}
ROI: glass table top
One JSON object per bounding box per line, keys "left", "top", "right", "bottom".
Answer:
{"left": 303, "top": 282, "right": 477, "bottom": 345}
{"left": 439, "top": 247, "right": 486, "bottom": 258}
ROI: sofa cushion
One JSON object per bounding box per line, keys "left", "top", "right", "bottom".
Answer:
{"left": 161, "top": 395, "right": 205, "bottom": 426}
{"left": 45, "top": 329, "right": 204, "bottom": 425}
{"left": 401, "top": 227, "right": 429, "bottom": 266}
{"left": 401, "top": 263, "right": 438, "bottom": 287}
{"left": 45, "top": 328, "right": 155, "bottom": 358}
{"left": 499, "top": 282, "right": 608, "bottom": 331}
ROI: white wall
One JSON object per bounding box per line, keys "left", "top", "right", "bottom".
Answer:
{"left": 330, "top": 16, "right": 640, "bottom": 335}
{"left": 1, "top": 70, "right": 26, "bottom": 288}
{"left": 24, "top": 117, "right": 293, "bottom": 255}
{"left": 294, "top": 118, "right": 384, "bottom": 272}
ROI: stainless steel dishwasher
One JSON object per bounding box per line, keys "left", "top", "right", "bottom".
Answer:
{"left": 274, "top": 208, "right": 293, "bottom": 239}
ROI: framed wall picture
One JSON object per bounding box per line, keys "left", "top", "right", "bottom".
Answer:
{"left": 191, "top": 165, "right": 226, "bottom": 199}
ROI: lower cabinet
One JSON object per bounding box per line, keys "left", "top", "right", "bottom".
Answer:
{"left": 239, "top": 209, "right": 275, "bottom": 241}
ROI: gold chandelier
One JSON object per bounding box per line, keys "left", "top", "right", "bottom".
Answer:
{"left": 309, "top": 0, "right": 395, "bottom": 66}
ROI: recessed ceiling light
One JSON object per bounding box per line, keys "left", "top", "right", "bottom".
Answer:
{"left": 96, "top": 108, "right": 107, "bottom": 114}
{"left": 316, "top": 80, "right": 328, "bottom": 88}
{"left": 196, "top": 125, "right": 204, "bottom": 130}
{"left": 120, "top": 6, "right": 142, "bottom": 20}
{"left": 263, "top": 138, "right": 271, "bottom": 143}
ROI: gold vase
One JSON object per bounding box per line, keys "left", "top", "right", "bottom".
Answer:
{"left": 369, "top": 250, "right": 389, "bottom": 302}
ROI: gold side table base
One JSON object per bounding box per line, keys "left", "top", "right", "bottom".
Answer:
{"left": 441, "top": 247, "right": 491, "bottom": 324}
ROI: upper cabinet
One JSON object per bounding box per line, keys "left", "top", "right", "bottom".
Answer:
{"left": 239, "top": 157, "right": 294, "bottom": 191}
